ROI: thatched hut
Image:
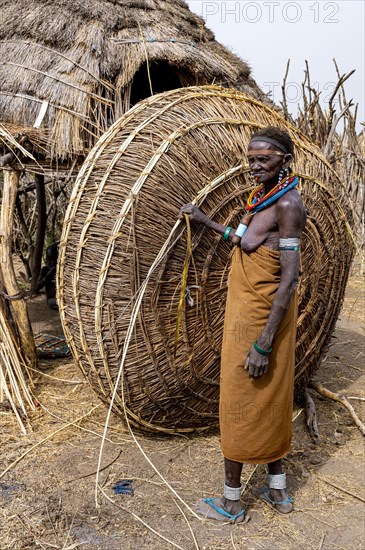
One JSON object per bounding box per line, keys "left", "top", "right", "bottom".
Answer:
{"left": 0, "top": 0, "right": 267, "bottom": 166}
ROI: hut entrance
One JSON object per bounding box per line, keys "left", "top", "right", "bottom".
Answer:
{"left": 130, "top": 61, "right": 193, "bottom": 106}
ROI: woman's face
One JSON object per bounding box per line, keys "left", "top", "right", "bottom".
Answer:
{"left": 247, "top": 141, "right": 292, "bottom": 185}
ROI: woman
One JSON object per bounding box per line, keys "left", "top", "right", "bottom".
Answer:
{"left": 180, "top": 126, "right": 306, "bottom": 522}
{"left": 35, "top": 244, "right": 58, "bottom": 310}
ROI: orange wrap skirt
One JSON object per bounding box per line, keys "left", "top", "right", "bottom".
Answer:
{"left": 220, "top": 246, "right": 297, "bottom": 464}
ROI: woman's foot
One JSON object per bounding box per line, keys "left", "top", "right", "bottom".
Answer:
{"left": 196, "top": 497, "right": 247, "bottom": 523}
{"left": 253, "top": 487, "right": 293, "bottom": 514}
{"left": 268, "top": 488, "right": 293, "bottom": 514}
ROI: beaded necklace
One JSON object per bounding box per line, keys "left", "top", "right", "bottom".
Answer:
{"left": 231, "top": 173, "right": 300, "bottom": 243}
{"left": 246, "top": 173, "right": 299, "bottom": 213}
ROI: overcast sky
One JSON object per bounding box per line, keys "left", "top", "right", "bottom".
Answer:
{"left": 187, "top": 1, "right": 364, "bottom": 130}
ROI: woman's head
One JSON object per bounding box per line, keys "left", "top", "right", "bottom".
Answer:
{"left": 46, "top": 244, "right": 58, "bottom": 266}
{"left": 250, "top": 127, "right": 294, "bottom": 155}
{"left": 247, "top": 127, "right": 294, "bottom": 185}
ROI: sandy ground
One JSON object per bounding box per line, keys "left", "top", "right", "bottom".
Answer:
{"left": 0, "top": 273, "right": 364, "bottom": 550}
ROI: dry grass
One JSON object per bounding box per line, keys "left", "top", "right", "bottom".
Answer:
{"left": 0, "top": 318, "right": 364, "bottom": 549}
{"left": 0, "top": 310, "right": 35, "bottom": 434}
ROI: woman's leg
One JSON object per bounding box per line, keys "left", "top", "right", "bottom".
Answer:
{"left": 196, "top": 458, "right": 245, "bottom": 521}
{"left": 267, "top": 459, "right": 293, "bottom": 513}
{"left": 223, "top": 458, "right": 243, "bottom": 515}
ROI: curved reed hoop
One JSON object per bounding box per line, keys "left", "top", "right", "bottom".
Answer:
{"left": 58, "top": 86, "right": 354, "bottom": 433}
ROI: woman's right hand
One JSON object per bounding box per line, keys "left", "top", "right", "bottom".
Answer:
{"left": 179, "top": 203, "right": 208, "bottom": 225}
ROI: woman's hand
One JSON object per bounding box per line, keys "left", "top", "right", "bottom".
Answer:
{"left": 244, "top": 346, "right": 269, "bottom": 378}
{"left": 179, "top": 203, "right": 208, "bottom": 225}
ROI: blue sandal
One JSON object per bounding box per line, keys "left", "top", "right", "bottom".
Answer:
{"left": 254, "top": 487, "right": 293, "bottom": 514}
{"left": 203, "top": 497, "right": 245, "bottom": 522}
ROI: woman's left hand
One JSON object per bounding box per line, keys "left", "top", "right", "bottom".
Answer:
{"left": 244, "top": 346, "right": 269, "bottom": 379}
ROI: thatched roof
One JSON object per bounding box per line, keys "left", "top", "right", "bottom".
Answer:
{"left": 0, "top": 0, "right": 268, "bottom": 162}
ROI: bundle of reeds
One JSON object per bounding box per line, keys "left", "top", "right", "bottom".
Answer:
{"left": 58, "top": 86, "right": 355, "bottom": 433}
{"left": 0, "top": 309, "right": 35, "bottom": 434}
{"left": 282, "top": 60, "right": 364, "bottom": 250}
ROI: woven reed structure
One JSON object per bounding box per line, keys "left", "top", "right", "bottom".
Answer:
{"left": 58, "top": 86, "right": 355, "bottom": 433}
{"left": 0, "top": 0, "right": 269, "bottom": 411}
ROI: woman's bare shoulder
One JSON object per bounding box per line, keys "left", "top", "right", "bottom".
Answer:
{"left": 276, "top": 190, "right": 306, "bottom": 230}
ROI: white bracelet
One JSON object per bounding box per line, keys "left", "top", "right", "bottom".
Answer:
{"left": 235, "top": 223, "right": 248, "bottom": 238}
{"left": 268, "top": 473, "right": 286, "bottom": 490}
{"left": 223, "top": 482, "right": 243, "bottom": 501}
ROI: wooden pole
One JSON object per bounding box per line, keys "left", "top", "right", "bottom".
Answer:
{"left": 0, "top": 269, "right": 16, "bottom": 335}
{"left": 31, "top": 174, "right": 47, "bottom": 293}
{"left": 304, "top": 389, "right": 320, "bottom": 443}
{"left": 0, "top": 168, "right": 37, "bottom": 370}
{"left": 309, "top": 380, "right": 365, "bottom": 437}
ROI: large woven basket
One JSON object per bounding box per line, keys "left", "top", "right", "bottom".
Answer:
{"left": 58, "top": 86, "right": 354, "bottom": 433}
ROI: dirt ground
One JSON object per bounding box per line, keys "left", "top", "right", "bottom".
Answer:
{"left": 1, "top": 270, "right": 364, "bottom": 550}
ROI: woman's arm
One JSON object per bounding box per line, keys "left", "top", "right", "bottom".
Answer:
{"left": 179, "top": 204, "right": 236, "bottom": 240}
{"left": 245, "top": 196, "right": 305, "bottom": 378}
